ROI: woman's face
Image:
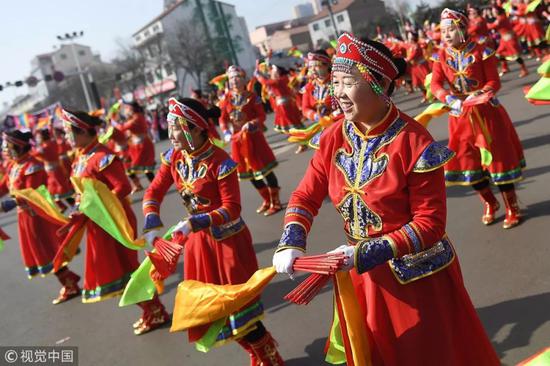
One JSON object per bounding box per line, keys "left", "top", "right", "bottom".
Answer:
{"left": 229, "top": 74, "right": 246, "bottom": 91}
{"left": 332, "top": 67, "right": 387, "bottom": 125}
{"left": 168, "top": 121, "right": 203, "bottom": 152}
{"left": 441, "top": 24, "right": 463, "bottom": 48}
{"left": 311, "top": 62, "right": 329, "bottom": 80}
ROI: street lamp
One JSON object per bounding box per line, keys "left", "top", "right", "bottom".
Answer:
{"left": 56, "top": 31, "right": 93, "bottom": 111}
{"left": 321, "top": 0, "right": 339, "bottom": 41}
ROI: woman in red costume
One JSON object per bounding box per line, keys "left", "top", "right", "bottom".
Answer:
{"left": 118, "top": 101, "right": 156, "bottom": 193}
{"left": 34, "top": 128, "right": 75, "bottom": 210}
{"left": 431, "top": 8, "right": 525, "bottom": 229}
{"left": 405, "top": 31, "right": 431, "bottom": 100}
{"left": 61, "top": 109, "right": 168, "bottom": 335}
{"left": 515, "top": 0, "right": 547, "bottom": 60}
{"left": 272, "top": 32, "right": 499, "bottom": 366}
{"left": 488, "top": 5, "right": 530, "bottom": 77}
{"left": 0, "top": 130, "right": 81, "bottom": 305}
{"left": 219, "top": 65, "right": 282, "bottom": 217}
{"left": 255, "top": 62, "right": 303, "bottom": 134}
{"left": 53, "top": 127, "right": 73, "bottom": 175}
{"left": 467, "top": 6, "right": 495, "bottom": 46}
{"left": 142, "top": 97, "right": 284, "bottom": 365}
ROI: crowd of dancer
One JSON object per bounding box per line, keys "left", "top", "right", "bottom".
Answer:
{"left": 1, "top": 2, "right": 549, "bottom": 365}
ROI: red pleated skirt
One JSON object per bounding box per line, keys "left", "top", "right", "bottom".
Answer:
{"left": 445, "top": 102, "right": 525, "bottom": 186}
{"left": 231, "top": 130, "right": 277, "bottom": 180}
{"left": 81, "top": 202, "right": 139, "bottom": 303}
{"left": 183, "top": 227, "right": 259, "bottom": 342}
{"left": 128, "top": 137, "right": 155, "bottom": 173}
{"left": 272, "top": 97, "right": 303, "bottom": 133}
{"left": 410, "top": 62, "right": 430, "bottom": 89}
{"left": 350, "top": 257, "right": 499, "bottom": 366}
{"left": 17, "top": 209, "right": 60, "bottom": 278}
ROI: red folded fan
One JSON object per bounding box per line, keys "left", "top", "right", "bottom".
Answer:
{"left": 284, "top": 253, "right": 346, "bottom": 305}
{"left": 463, "top": 91, "right": 493, "bottom": 107}
{"left": 146, "top": 237, "right": 184, "bottom": 279}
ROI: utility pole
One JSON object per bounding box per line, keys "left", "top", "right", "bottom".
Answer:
{"left": 321, "top": 0, "right": 339, "bottom": 40}
{"left": 57, "top": 31, "right": 93, "bottom": 111}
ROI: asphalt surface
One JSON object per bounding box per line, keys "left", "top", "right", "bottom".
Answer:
{"left": 0, "top": 58, "right": 549, "bottom": 366}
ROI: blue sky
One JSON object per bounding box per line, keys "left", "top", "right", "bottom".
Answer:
{"left": 0, "top": 0, "right": 438, "bottom": 108}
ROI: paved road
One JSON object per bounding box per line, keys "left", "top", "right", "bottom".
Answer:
{"left": 0, "top": 59, "right": 548, "bottom": 366}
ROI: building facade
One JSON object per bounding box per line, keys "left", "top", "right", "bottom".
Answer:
{"left": 132, "top": 0, "right": 256, "bottom": 101}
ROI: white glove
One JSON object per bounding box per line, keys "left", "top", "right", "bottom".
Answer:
{"left": 172, "top": 220, "right": 192, "bottom": 236}
{"left": 445, "top": 95, "right": 463, "bottom": 117}
{"left": 223, "top": 131, "right": 232, "bottom": 143}
{"left": 327, "top": 244, "right": 356, "bottom": 271}
{"left": 142, "top": 229, "right": 159, "bottom": 251}
{"left": 272, "top": 248, "right": 304, "bottom": 277}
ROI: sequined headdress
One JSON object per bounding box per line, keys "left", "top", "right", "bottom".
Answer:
{"left": 440, "top": 8, "right": 468, "bottom": 43}
{"left": 167, "top": 97, "right": 210, "bottom": 150}
{"left": 332, "top": 32, "right": 399, "bottom": 104}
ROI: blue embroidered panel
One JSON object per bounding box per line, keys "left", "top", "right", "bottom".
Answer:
{"left": 445, "top": 42, "right": 479, "bottom": 93}
{"left": 335, "top": 119, "right": 406, "bottom": 238}
{"left": 161, "top": 147, "right": 174, "bottom": 165}
{"left": 403, "top": 224, "right": 422, "bottom": 253}
{"left": 218, "top": 158, "right": 238, "bottom": 179}
{"left": 308, "top": 130, "right": 323, "bottom": 150}
{"left": 278, "top": 223, "right": 307, "bottom": 250}
{"left": 189, "top": 213, "right": 212, "bottom": 230}
{"left": 389, "top": 237, "right": 455, "bottom": 284}
{"left": 143, "top": 213, "right": 163, "bottom": 231}
{"left": 98, "top": 154, "right": 115, "bottom": 171}
{"left": 356, "top": 237, "right": 395, "bottom": 274}
{"left": 210, "top": 217, "right": 246, "bottom": 241}
{"left": 25, "top": 164, "right": 44, "bottom": 175}
{"left": 413, "top": 141, "right": 455, "bottom": 172}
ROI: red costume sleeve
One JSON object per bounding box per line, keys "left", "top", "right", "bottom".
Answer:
{"left": 98, "top": 158, "right": 132, "bottom": 200}
{"left": 283, "top": 148, "right": 329, "bottom": 235}
{"left": 430, "top": 58, "right": 450, "bottom": 102}
{"left": 118, "top": 114, "right": 137, "bottom": 133}
{"left": 0, "top": 173, "right": 9, "bottom": 197}
{"left": 142, "top": 161, "right": 174, "bottom": 216}
{"left": 301, "top": 84, "right": 317, "bottom": 121}
{"left": 386, "top": 168, "right": 447, "bottom": 257}
{"left": 219, "top": 100, "right": 231, "bottom": 133}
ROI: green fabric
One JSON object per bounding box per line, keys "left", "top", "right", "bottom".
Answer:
{"left": 79, "top": 179, "right": 142, "bottom": 250}
{"left": 424, "top": 73, "right": 434, "bottom": 102}
{"left": 325, "top": 302, "right": 347, "bottom": 365}
{"left": 523, "top": 348, "right": 550, "bottom": 365}
{"left": 330, "top": 40, "right": 338, "bottom": 49}
{"left": 0, "top": 239, "right": 4, "bottom": 253}
{"left": 480, "top": 148, "right": 493, "bottom": 167}
{"left": 211, "top": 138, "right": 225, "bottom": 149}
{"left": 526, "top": 77, "right": 550, "bottom": 101}
{"left": 502, "top": 1, "right": 512, "bottom": 14}
{"left": 195, "top": 317, "right": 228, "bottom": 353}
{"left": 527, "top": 0, "right": 542, "bottom": 13}
{"left": 36, "top": 185, "right": 59, "bottom": 211}
{"left": 118, "top": 225, "right": 177, "bottom": 307}
{"left": 98, "top": 126, "right": 114, "bottom": 145}
{"left": 537, "top": 60, "right": 550, "bottom": 76}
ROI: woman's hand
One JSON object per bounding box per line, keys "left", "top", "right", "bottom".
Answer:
{"left": 327, "top": 245, "right": 356, "bottom": 271}
{"left": 272, "top": 248, "right": 304, "bottom": 278}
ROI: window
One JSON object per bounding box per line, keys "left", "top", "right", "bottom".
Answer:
{"left": 329, "top": 34, "right": 336, "bottom": 41}
{"left": 78, "top": 50, "right": 86, "bottom": 56}
{"left": 337, "top": 14, "right": 344, "bottom": 23}
{"left": 135, "top": 35, "right": 141, "bottom": 42}
{"left": 59, "top": 53, "right": 67, "bottom": 60}
{"left": 144, "top": 30, "right": 150, "bottom": 37}
{"left": 164, "top": 63, "right": 173, "bottom": 76}
{"left": 153, "top": 24, "right": 160, "bottom": 32}
{"left": 146, "top": 72, "right": 154, "bottom": 84}
{"left": 312, "top": 23, "right": 319, "bottom": 31}
{"left": 324, "top": 19, "right": 331, "bottom": 27}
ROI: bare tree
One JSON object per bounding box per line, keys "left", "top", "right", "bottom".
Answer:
{"left": 112, "top": 39, "right": 147, "bottom": 93}
{"left": 165, "top": 21, "right": 214, "bottom": 89}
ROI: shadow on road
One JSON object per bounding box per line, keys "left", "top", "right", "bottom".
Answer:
{"left": 284, "top": 337, "right": 332, "bottom": 365}
{"left": 514, "top": 112, "right": 550, "bottom": 128}
{"left": 262, "top": 276, "right": 333, "bottom": 314}
{"left": 522, "top": 134, "right": 550, "bottom": 151}
{"left": 524, "top": 200, "right": 550, "bottom": 222}
{"left": 477, "top": 292, "right": 550, "bottom": 359}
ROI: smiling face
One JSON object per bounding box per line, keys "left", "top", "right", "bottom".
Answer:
{"left": 332, "top": 67, "right": 388, "bottom": 126}
{"left": 441, "top": 24, "right": 463, "bottom": 48}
